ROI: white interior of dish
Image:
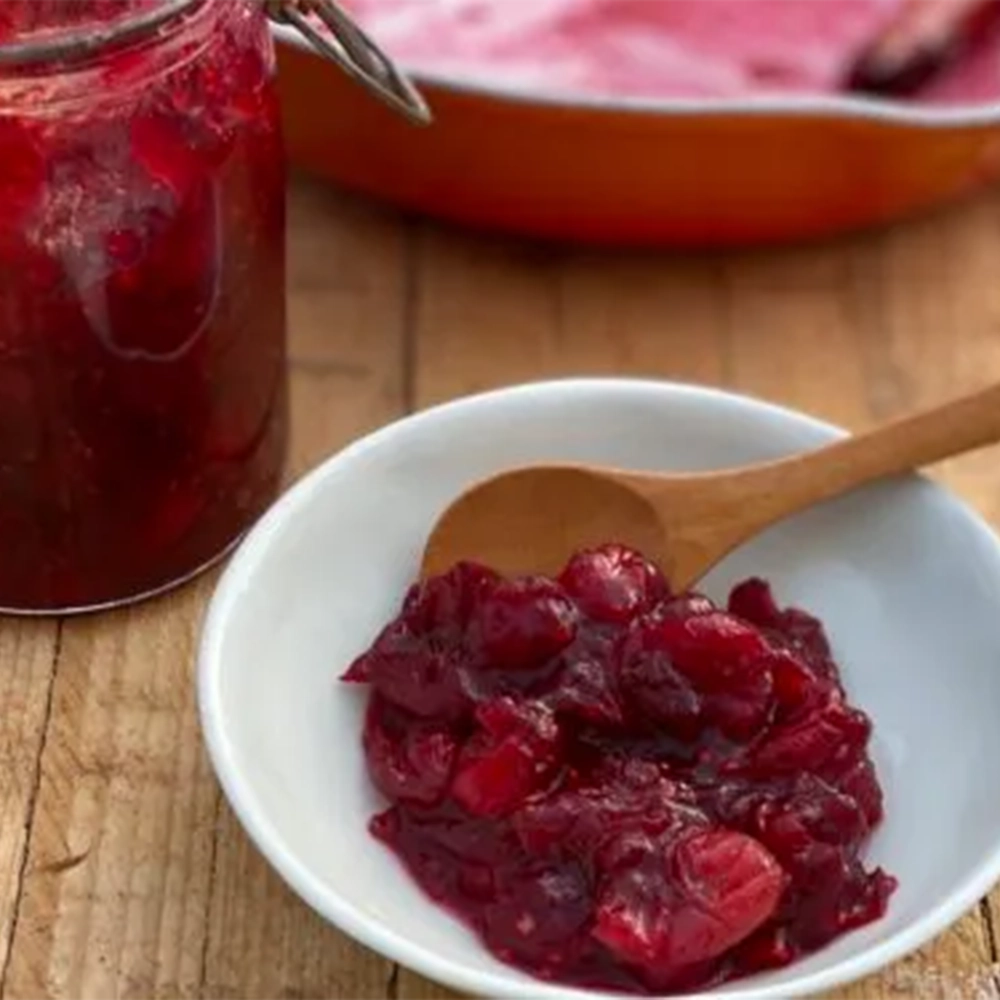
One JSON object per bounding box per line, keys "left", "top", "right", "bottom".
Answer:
{"left": 200, "top": 379, "right": 1000, "bottom": 1000}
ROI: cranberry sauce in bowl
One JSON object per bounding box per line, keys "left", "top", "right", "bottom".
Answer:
{"left": 0, "top": 0, "right": 288, "bottom": 611}
{"left": 343, "top": 544, "right": 895, "bottom": 995}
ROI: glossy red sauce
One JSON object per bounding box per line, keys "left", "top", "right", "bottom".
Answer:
{"left": 0, "top": 0, "right": 287, "bottom": 610}
{"left": 343, "top": 545, "right": 896, "bottom": 994}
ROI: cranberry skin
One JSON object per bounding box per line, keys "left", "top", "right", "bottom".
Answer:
{"left": 345, "top": 619, "right": 471, "bottom": 721}
{"left": 648, "top": 610, "right": 772, "bottom": 681}
{"left": 671, "top": 831, "right": 787, "bottom": 951}
{"left": 362, "top": 697, "right": 458, "bottom": 807}
{"left": 729, "top": 578, "right": 839, "bottom": 684}
{"left": 743, "top": 701, "right": 872, "bottom": 779}
{"left": 481, "top": 861, "right": 592, "bottom": 974}
{"left": 559, "top": 544, "right": 669, "bottom": 624}
{"left": 618, "top": 608, "right": 775, "bottom": 741}
{"left": 342, "top": 565, "right": 502, "bottom": 718}
{"left": 755, "top": 778, "right": 870, "bottom": 858}
{"left": 658, "top": 593, "right": 717, "bottom": 619}
{"left": 131, "top": 112, "right": 209, "bottom": 202}
{"left": 515, "top": 759, "right": 700, "bottom": 867}
{"left": 593, "top": 830, "right": 786, "bottom": 971}
{"left": 544, "top": 650, "right": 624, "bottom": 728}
{"left": 766, "top": 648, "right": 826, "bottom": 716}
{"left": 402, "top": 562, "right": 501, "bottom": 637}
{"left": 837, "top": 868, "right": 897, "bottom": 932}
{"left": 731, "top": 926, "right": 796, "bottom": 972}
{"left": 727, "top": 577, "right": 780, "bottom": 625}
{"left": 617, "top": 619, "right": 703, "bottom": 739}
{"left": 451, "top": 698, "right": 562, "bottom": 817}
{"left": 473, "top": 577, "right": 577, "bottom": 669}
{"left": 837, "top": 757, "right": 885, "bottom": 827}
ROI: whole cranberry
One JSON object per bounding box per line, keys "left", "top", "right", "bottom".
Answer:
{"left": 344, "top": 619, "right": 471, "bottom": 721}
{"left": 744, "top": 701, "right": 871, "bottom": 778}
{"left": 559, "top": 544, "right": 670, "bottom": 624}
{"left": 472, "top": 577, "right": 577, "bottom": 669}
{"left": 593, "top": 830, "right": 786, "bottom": 972}
{"left": 362, "top": 697, "right": 458, "bottom": 806}
{"left": 451, "top": 698, "right": 562, "bottom": 818}
{"left": 401, "top": 561, "right": 501, "bottom": 637}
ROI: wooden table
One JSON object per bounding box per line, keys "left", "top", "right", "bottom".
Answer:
{"left": 3, "top": 174, "right": 1000, "bottom": 1000}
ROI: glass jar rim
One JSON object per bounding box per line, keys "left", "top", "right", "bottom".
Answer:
{"left": 0, "top": 0, "right": 430, "bottom": 123}
{"left": 0, "top": 0, "right": 207, "bottom": 67}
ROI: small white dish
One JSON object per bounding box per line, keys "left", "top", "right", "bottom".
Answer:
{"left": 198, "top": 378, "right": 1000, "bottom": 1000}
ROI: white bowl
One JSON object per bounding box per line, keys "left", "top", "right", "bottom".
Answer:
{"left": 198, "top": 378, "right": 1000, "bottom": 1000}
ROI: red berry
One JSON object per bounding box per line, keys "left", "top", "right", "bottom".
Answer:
{"left": 616, "top": 610, "right": 709, "bottom": 737}
{"left": 544, "top": 646, "right": 624, "bottom": 728}
{"left": 480, "top": 862, "right": 591, "bottom": 974}
{"left": 745, "top": 701, "right": 871, "bottom": 778}
{"left": 732, "top": 926, "right": 795, "bottom": 972}
{"left": 593, "top": 830, "right": 785, "bottom": 971}
{"left": 618, "top": 608, "right": 776, "bottom": 741}
{"left": 837, "top": 757, "right": 885, "bottom": 827}
{"left": 451, "top": 698, "right": 561, "bottom": 817}
{"left": 473, "top": 577, "right": 577, "bottom": 669}
{"left": 672, "top": 830, "right": 787, "bottom": 949}
{"left": 402, "top": 561, "right": 500, "bottom": 636}
{"left": 347, "top": 619, "right": 471, "bottom": 721}
{"left": 658, "top": 593, "right": 716, "bottom": 619}
{"left": 131, "top": 113, "right": 205, "bottom": 202}
{"left": 767, "top": 648, "right": 824, "bottom": 715}
{"left": 728, "top": 577, "right": 781, "bottom": 625}
{"left": 729, "top": 578, "right": 839, "bottom": 683}
{"left": 559, "top": 543, "right": 669, "bottom": 624}
{"left": 515, "top": 758, "right": 697, "bottom": 867}
{"left": 362, "top": 697, "right": 457, "bottom": 806}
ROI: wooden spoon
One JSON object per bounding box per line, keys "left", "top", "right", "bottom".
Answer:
{"left": 421, "top": 383, "right": 1000, "bottom": 590}
{"left": 847, "top": 0, "right": 1000, "bottom": 95}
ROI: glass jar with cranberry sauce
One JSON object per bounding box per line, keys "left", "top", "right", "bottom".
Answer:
{"left": 0, "top": 0, "right": 428, "bottom": 613}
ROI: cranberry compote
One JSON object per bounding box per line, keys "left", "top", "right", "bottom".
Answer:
{"left": 343, "top": 545, "right": 896, "bottom": 994}
{"left": 0, "top": 0, "right": 287, "bottom": 611}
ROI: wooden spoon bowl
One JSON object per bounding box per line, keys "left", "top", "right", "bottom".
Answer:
{"left": 423, "top": 382, "right": 1000, "bottom": 589}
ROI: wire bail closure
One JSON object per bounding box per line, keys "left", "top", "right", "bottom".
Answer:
{"left": 265, "top": 0, "right": 431, "bottom": 125}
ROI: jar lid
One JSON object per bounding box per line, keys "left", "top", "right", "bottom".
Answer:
{"left": 0, "top": 0, "right": 431, "bottom": 126}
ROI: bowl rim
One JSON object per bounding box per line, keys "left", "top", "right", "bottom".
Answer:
{"left": 198, "top": 377, "right": 1000, "bottom": 1000}
{"left": 273, "top": 24, "right": 1000, "bottom": 129}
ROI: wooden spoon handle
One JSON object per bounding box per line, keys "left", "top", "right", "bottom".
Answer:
{"left": 847, "top": 0, "right": 999, "bottom": 95}
{"left": 734, "top": 381, "right": 1000, "bottom": 529}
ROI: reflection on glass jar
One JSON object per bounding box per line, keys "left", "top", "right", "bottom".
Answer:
{"left": 0, "top": 0, "right": 288, "bottom": 612}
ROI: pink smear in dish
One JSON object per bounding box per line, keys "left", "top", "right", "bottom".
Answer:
{"left": 344, "top": 0, "right": 1000, "bottom": 103}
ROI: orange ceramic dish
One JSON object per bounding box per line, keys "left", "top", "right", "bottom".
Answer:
{"left": 274, "top": 28, "right": 1000, "bottom": 246}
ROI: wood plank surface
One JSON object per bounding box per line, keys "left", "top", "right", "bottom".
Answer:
{"left": 3, "top": 176, "right": 1000, "bottom": 999}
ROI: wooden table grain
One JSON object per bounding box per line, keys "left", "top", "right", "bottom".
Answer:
{"left": 3, "top": 175, "right": 1000, "bottom": 1000}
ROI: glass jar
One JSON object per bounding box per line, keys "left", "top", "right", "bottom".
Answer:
{"left": 0, "top": 0, "right": 427, "bottom": 614}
